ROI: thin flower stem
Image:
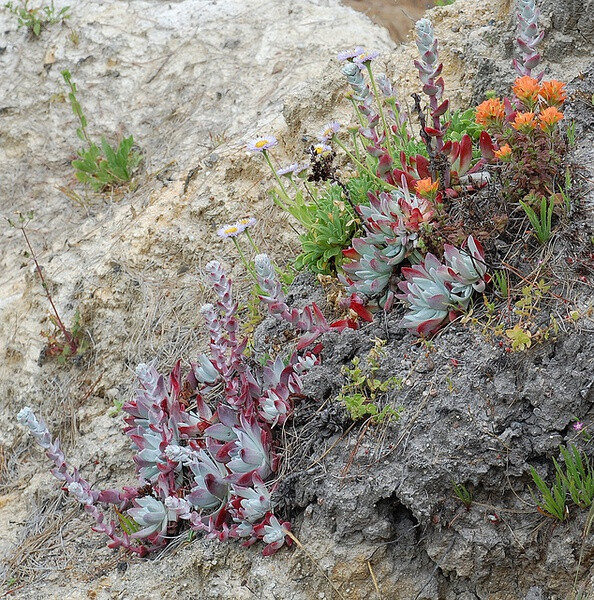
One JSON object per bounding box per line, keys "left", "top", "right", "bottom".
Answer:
{"left": 263, "top": 151, "right": 291, "bottom": 202}
{"left": 244, "top": 230, "right": 260, "bottom": 255}
{"left": 349, "top": 129, "right": 361, "bottom": 163}
{"left": 231, "top": 238, "right": 257, "bottom": 280}
{"left": 19, "top": 226, "right": 78, "bottom": 354}
{"left": 348, "top": 97, "right": 366, "bottom": 129}
{"left": 287, "top": 177, "right": 302, "bottom": 195}
{"left": 333, "top": 136, "right": 396, "bottom": 191}
{"left": 366, "top": 63, "right": 394, "bottom": 156}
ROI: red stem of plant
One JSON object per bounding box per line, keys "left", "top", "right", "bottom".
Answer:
{"left": 20, "top": 227, "right": 78, "bottom": 355}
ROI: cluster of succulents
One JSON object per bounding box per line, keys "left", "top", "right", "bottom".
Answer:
{"left": 397, "top": 236, "right": 490, "bottom": 335}
{"left": 18, "top": 258, "right": 338, "bottom": 556}
{"left": 339, "top": 184, "right": 431, "bottom": 311}
{"left": 18, "top": 0, "right": 574, "bottom": 565}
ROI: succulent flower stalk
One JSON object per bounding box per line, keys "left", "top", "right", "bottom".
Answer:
{"left": 414, "top": 18, "right": 447, "bottom": 155}
{"left": 514, "top": 0, "right": 544, "bottom": 79}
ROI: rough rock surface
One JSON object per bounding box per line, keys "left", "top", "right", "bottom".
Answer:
{"left": 1, "top": 0, "right": 593, "bottom": 599}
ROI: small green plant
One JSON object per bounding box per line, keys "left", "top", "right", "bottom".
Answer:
{"left": 108, "top": 397, "right": 125, "bottom": 417}
{"left": 530, "top": 465, "right": 568, "bottom": 521}
{"left": 529, "top": 446, "right": 594, "bottom": 521}
{"left": 445, "top": 107, "right": 483, "bottom": 143}
{"left": 519, "top": 193, "right": 555, "bottom": 244}
{"left": 505, "top": 323, "right": 532, "bottom": 351}
{"left": 62, "top": 69, "right": 141, "bottom": 192}
{"left": 336, "top": 339, "right": 402, "bottom": 422}
{"left": 292, "top": 182, "right": 363, "bottom": 275}
{"left": 5, "top": 0, "right": 70, "bottom": 36}
{"left": 452, "top": 482, "right": 473, "bottom": 509}
{"left": 557, "top": 445, "right": 594, "bottom": 509}
{"left": 254, "top": 138, "right": 372, "bottom": 275}
{"left": 435, "top": 0, "right": 455, "bottom": 5}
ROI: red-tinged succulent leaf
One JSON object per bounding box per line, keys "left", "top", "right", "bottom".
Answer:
{"left": 330, "top": 318, "right": 359, "bottom": 332}
{"left": 349, "top": 297, "right": 374, "bottom": 322}
{"left": 423, "top": 83, "right": 439, "bottom": 96}
{"left": 342, "top": 246, "right": 359, "bottom": 259}
{"left": 479, "top": 130, "right": 496, "bottom": 160}
{"left": 311, "top": 302, "right": 329, "bottom": 329}
{"left": 424, "top": 126, "right": 443, "bottom": 137}
{"left": 442, "top": 140, "right": 453, "bottom": 156}
{"left": 457, "top": 134, "right": 473, "bottom": 176}
{"left": 392, "top": 169, "right": 417, "bottom": 190}
{"left": 524, "top": 53, "right": 541, "bottom": 69}
{"left": 296, "top": 330, "right": 322, "bottom": 351}
{"left": 503, "top": 97, "right": 516, "bottom": 121}
{"left": 399, "top": 150, "right": 408, "bottom": 169}
{"left": 311, "top": 343, "right": 324, "bottom": 355}
{"left": 378, "top": 152, "right": 393, "bottom": 176}
{"left": 415, "top": 155, "right": 431, "bottom": 179}
{"left": 466, "top": 158, "right": 486, "bottom": 175}
{"left": 432, "top": 98, "right": 449, "bottom": 118}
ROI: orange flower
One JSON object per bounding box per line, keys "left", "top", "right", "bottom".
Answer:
{"left": 494, "top": 144, "right": 512, "bottom": 161}
{"left": 512, "top": 76, "right": 541, "bottom": 109}
{"left": 539, "top": 80, "right": 567, "bottom": 108}
{"left": 475, "top": 98, "right": 505, "bottom": 127}
{"left": 415, "top": 177, "right": 439, "bottom": 199}
{"left": 512, "top": 112, "right": 536, "bottom": 133}
{"left": 538, "top": 106, "right": 564, "bottom": 132}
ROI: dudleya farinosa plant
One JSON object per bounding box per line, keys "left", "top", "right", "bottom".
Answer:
{"left": 18, "top": 258, "right": 333, "bottom": 557}
{"left": 397, "top": 236, "right": 490, "bottom": 336}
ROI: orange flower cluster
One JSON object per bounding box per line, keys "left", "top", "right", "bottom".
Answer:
{"left": 475, "top": 98, "right": 505, "bottom": 127}
{"left": 415, "top": 177, "right": 439, "bottom": 199}
{"left": 494, "top": 144, "right": 512, "bottom": 160}
{"left": 512, "top": 112, "right": 537, "bottom": 133}
{"left": 538, "top": 106, "right": 564, "bottom": 132}
{"left": 513, "top": 76, "right": 541, "bottom": 109}
{"left": 512, "top": 76, "right": 567, "bottom": 110}
{"left": 540, "top": 80, "right": 567, "bottom": 108}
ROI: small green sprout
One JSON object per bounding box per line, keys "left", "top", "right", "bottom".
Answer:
{"left": 5, "top": 0, "right": 70, "bottom": 37}
{"left": 519, "top": 194, "right": 555, "bottom": 244}
{"left": 492, "top": 270, "right": 509, "bottom": 298}
{"left": 452, "top": 482, "right": 473, "bottom": 510}
{"left": 557, "top": 445, "right": 594, "bottom": 509}
{"left": 336, "top": 340, "right": 402, "bottom": 423}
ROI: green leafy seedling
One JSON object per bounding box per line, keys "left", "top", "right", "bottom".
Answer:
{"left": 556, "top": 445, "right": 594, "bottom": 509}
{"left": 62, "top": 69, "right": 141, "bottom": 192}
{"left": 452, "top": 482, "right": 473, "bottom": 510}
{"left": 336, "top": 342, "right": 402, "bottom": 423}
{"left": 5, "top": 0, "right": 70, "bottom": 36}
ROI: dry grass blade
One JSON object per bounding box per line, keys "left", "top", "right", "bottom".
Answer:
{"left": 5, "top": 493, "right": 79, "bottom": 587}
